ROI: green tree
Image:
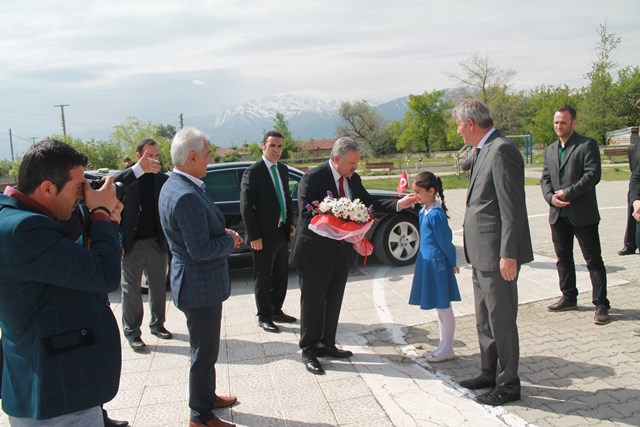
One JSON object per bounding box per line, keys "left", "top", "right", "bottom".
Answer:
{"left": 397, "top": 90, "right": 451, "bottom": 154}
{"left": 488, "top": 89, "right": 529, "bottom": 137}
{"left": 336, "top": 100, "right": 388, "bottom": 156}
{"left": 612, "top": 66, "right": 640, "bottom": 127}
{"left": 156, "top": 123, "right": 177, "bottom": 141}
{"left": 526, "top": 85, "right": 578, "bottom": 146}
{"left": 110, "top": 117, "right": 172, "bottom": 170}
{"left": 272, "top": 113, "right": 295, "bottom": 159}
{"left": 581, "top": 23, "right": 624, "bottom": 145}
{"left": 247, "top": 142, "right": 262, "bottom": 160}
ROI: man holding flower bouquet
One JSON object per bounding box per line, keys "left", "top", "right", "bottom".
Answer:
{"left": 290, "top": 137, "right": 418, "bottom": 375}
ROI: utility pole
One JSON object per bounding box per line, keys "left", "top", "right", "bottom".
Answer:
{"left": 179, "top": 113, "right": 184, "bottom": 129}
{"left": 29, "top": 137, "right": 37, "bottom": 144}
{"left": 54, "top": 104, "right": 70, "bottom": 137}
{"left": 9, "top": 129, "right": 14, "bottom": 163}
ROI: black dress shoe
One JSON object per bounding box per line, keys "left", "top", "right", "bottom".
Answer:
{"left": 302, "top": 350, "right": 325, "bottom": 375}
{"left": 102, "top": 408, "right": 129, "bottom": 427}
{"left": 618, "top": 246, "right": 636, "bottom": 255}
{"left": 474, "top": 388, "right": 520, "bottom": 406}
{"left": 129, "top": 337, "right": 147, "bottom": 352}
{"left": 150, "top": 326, "right": 173, "bottom": 339}
{"left": 258, "top": 319, "right": 280, "bottom": 333}
{"left": 458, "top": 375, "right": 496, "bottom": 390}
{"left": 273, "top": 310, "right": 296, "bottom": 323}
{"left": 547, "top": 298, "right": 577, "bottom": 312}
{"left": 316, "top": 346, "right": 353, "bottom": 359}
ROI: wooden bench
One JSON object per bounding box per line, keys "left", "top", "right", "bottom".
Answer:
{"left": 365, "top": 162, "right": 394, "bottom": 171}
{"left": 603, "top": 145, "right": 629, "bottom": 161}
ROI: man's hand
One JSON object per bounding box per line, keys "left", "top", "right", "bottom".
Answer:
{"left": 110, "top": 201, "right": 124, "bottom": 225}
{"left": 289, "top": 225, "right": 296, "bottom": 237}
{"left": 397, "top": 193, "right": 418, "bottom": 210}
{"left": 84, "top": 176, "right": 118, "bottom": 213}
{"left": 250, "top": 238, "right": 263, "bottom": 251}
{"left": 138, "top": 150, "right": 161, "bottom": 174}
{"left": 633, "top": 200, "right": 640, "bottom": 222}
{"left": 226, "top": 228, "right": 243, "bottom": 249}
{"left": 551, "top": 190, "right": 570, "bottom": 208}
{"left": 500, "top": 257, "right": 518, "bottom": 282}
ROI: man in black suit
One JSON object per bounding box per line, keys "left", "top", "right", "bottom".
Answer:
{"left": 618, "top": 142, "right": 640, "bottom": 255}
{"left": 114, "top": 138, "right": 173, "bottom": 351}
{"left": 290, "top": 137, "right": 417, "bottom": 374}
{"left": 240, "top": 131, "right": 296, "bottom": 333}
{"left": 541, "top": 104, "right": 610, "bottom": 324}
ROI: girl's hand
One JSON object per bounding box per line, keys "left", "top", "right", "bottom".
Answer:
{"left": 453, "top": 266, "right": 460, "bottom": 274}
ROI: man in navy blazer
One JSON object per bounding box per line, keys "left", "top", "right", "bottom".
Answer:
{"left": 159, "top": 127, "right": 242, "bottom": 427}
{"left": 0, "top": 139, "right": 123, "bottom": 425}
{"left": 541, "top": 104, "right": 610, "bottom": 325}
{"left": 240, "top": 131, "right": 296, "bottom": 333}
{"left": 290, "top": 137, "right": 416, "bottom": 375}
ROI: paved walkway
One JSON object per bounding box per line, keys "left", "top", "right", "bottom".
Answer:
{"left": 2, "top": 179, "right": 639, "bottom": 426}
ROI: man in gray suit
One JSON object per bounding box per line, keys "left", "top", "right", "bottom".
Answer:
{"left": 159, "top": 127, "right": 242, "bottom": 427}
{"left": 541, "top": 104, "right": 610, "bottom": 325}
{"left": 455, "top": 99, "right": 533, "bottom": 406}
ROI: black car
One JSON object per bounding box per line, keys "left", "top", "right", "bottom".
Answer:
{"left": 201, "top": 162, "right": 420, "bottom": 266}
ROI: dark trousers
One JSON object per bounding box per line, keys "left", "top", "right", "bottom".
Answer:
{"left": 253, "top": 226, "right": 289, "bottom": 321}
{"left": 550, "top": 217, "right": 609, "bottom": 308}
{"left": 183, "top": 304, "right": 222, "bottom": 424}
{"left": 623, "top": 194, "right": 638, "bottom": 250}
{"left": 298, "top": 244, "right": 352, "bottom": 351}
{"left": 472, "top": 267, "right": 520, "bottom": 394}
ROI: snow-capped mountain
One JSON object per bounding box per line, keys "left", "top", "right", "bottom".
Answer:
{"left": 187, "top": 94, "right": 409, "bottom": 146}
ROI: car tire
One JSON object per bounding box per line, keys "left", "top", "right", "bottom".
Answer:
{"left": 373, "top": 214, "right": 420, "bottom": 266}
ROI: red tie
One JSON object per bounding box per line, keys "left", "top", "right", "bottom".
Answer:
{"left": 338, "top": 176, "right": 346, "bottom": 198}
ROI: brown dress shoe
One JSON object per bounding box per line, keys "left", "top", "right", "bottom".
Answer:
{"left": 547, "top": 298, "right": 577, "bottom": 312}
{"left": 215, "top": 395, "right": 238, "bottom": 408}
{"left": 189, "top": 416, "right": 236, "bottom": 427}
{"left": 594, "top": 307, "right": 610, "bottom": 325}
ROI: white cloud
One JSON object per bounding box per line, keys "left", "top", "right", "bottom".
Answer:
{"left": 192, "top": 80, "right": 207, "bottom": 86}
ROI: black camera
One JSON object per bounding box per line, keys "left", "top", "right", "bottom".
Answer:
{"left": 88, "top": 179, "right": 126, "bottom": 203}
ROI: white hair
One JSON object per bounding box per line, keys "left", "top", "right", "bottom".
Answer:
{"left": 171, "top": 127, "right": 209, "bottom": 167}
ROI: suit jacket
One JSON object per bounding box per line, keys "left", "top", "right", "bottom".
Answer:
{"left": 463, "top": 131, "right": 533, "bottom": 271}
{"left": 239, "top": 160, "right": 294, "bottom": 246}
{"left": 289, "top": 161, "right": 397, "bottom": 271}
{"left": 159, "top": 172, "right": 235, "bottom": 310}
{"left": 114, "top": 167, "right": 169, "bottom": 254}
{"left": 0, "top": 194, "right": 122, "bottom": 420}
{"left": 541, "top": 132, "right": 601, "bottom": 226}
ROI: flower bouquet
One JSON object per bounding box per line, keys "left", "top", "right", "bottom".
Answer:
{"left": 306, "top": 191, "right": 375, "bottom": 258}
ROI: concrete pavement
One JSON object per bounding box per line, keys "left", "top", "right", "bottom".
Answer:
{"left": 1, "top": 179, "right": 639, "bottom": 426}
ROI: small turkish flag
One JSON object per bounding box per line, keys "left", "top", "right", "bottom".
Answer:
{"left": 397, "top": 171, "right": 408, "bottom": 196}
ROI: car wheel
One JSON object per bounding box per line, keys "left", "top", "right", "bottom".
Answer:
{"left": 373, "top": 214, "right": 420, "bottom": 266}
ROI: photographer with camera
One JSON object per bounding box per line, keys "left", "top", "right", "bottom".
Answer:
{"left": 114, "top": 138, "right": 172, "bottom": 352}
{"left": 0, "top": 139, "right": 123, "bottom": 426}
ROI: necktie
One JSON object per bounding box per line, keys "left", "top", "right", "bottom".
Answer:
{"left": 471, "top": 147, "right": 481, "bottom": 174}
{"left": 270, "top": 164, "right": 286, "bottom": 223}
{"left": 338, "top": 176, "right": 346, "bottom": 198}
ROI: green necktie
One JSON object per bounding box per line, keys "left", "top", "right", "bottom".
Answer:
{"left": 270, "top": 164, "right": 287, "bottom": 223}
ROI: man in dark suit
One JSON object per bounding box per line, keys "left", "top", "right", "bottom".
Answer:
{"left": 114, "top": 138, "right": 172, "bottom": 352}
{"left": 0, "top": 139, "right": 123, "bottom": 425}
{"left": 541, "top": 104, "right": 610, "bottom": 325}
{"left": 240, "top": 131, "right": 296, "bottom": 333}
{"left": 290, "top": 137, "right": 417, "bottom": 375}
{"left": 159, "top": 127, "right": 242, "bottom": 427}
{"left": 455, "top": 99, "right": 533, "bottom": 406}
{"left": 618, "top": 142, "right": 640, "bottom": 255}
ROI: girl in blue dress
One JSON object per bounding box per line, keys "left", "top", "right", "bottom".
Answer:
{"left": 408, "top": 171, "right": 461, "bottom": 362}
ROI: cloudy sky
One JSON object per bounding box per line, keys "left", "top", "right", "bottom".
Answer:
{"left": 1, "top": 0, "right": 638, "bottom": 160}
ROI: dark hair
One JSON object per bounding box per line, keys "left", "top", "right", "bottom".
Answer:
{"left": 17, "top": 138, "right": 88, "bottom": 195}
{"left": 262, "top": 131, "right": 284, "bottom": 145}
{"left": 136, "top": 138, "right": 158, "bottom": 155}
{"left": 555, "top": 104, "right": 577, "bottom": 120}
{"left": 413, "top": 171, "right": 448, "bottom": 216}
